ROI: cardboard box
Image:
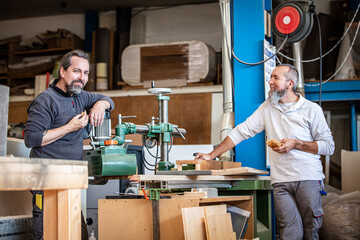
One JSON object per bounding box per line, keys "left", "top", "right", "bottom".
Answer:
{"left": 341, "top": 150, "right": 360, "bottom": 193}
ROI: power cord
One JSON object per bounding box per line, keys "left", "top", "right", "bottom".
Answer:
{"left": 315, "top": 13, "right": 322, "bottom": 106}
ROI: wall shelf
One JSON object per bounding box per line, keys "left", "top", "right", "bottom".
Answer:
{"left": 14, "top": 47, "right": 73, "bottom": 57}
{"left": 305, "top": 79, "right": 360, "bottom": 101}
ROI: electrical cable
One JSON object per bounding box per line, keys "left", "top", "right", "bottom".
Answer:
{"left": 143, "top": 137, "right": 161, "bottom": 159}
{"left": 232, "top": 35, "right": 289, "bottom": 66}
{"left": 142, "top": 149, "right": 157, "bottom": 171}
{"left": 305, "top": 13, "right": 360, "bottom": 87}
{"left": 278, "top": 2, "right": 360, "bottom": 63}
{"left": 168, "top": 135, "right": 173, "bottom": 153}
{"left": 315, "top": 13, "right": 322, "bottom": 106}
{"left": 141, "top": 134, "right": 164, "bottom": 172}
{"left": 154, "top": 140, "right": 159, "bottom": 174}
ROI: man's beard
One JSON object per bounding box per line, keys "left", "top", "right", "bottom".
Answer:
{"left": 269, "top": 89, "right": 287, "bottom": 105}
{"left": 66, "top": 80, "right": 84, "bottom": 95}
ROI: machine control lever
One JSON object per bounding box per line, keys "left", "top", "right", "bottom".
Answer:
{"left": 118, "top": 114, "right": 136, "bottom": 124}
{"left": 174, "top": 126, "right": 186, "bottom": 140}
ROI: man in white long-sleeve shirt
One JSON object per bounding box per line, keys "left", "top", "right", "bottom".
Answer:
{"left": 196, "top": 64, "right": 334, "bottom": 240}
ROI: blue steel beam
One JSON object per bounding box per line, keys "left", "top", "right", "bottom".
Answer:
{"left": 305, "top": 80, "right": 360, "bottom": 101}
{"left": 232, "top": 0, "right": 267, "bottom": 171}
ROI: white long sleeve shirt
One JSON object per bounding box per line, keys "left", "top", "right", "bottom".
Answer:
{"left": 228, "top": 94, "right": 335, "bottom": 184}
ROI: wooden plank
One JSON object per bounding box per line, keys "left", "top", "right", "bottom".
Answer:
{"left": 157, "top": 170, "right": 212, "bottom": 175}
{"left": 199, "top": 196, "right": 252, "bottom": 203}
{"left": 57, "top": 189, "right": 81, "bottom": 240}
{"left": 211, "top": 167, "right": 268, "bottom": 176}
{"left": 44, "top": 190, "right": 58, "bottom": 240}
{"left": 205, "top": 213, "right": 235, "bottom": 240}
{"left": 199, "top": 197, "right": 254, "bottom": 239}
{"left": 203, "top": 204, "right": 227, "bottom": 217}
{"left": 182, "top": 205, "right": 227, "bottom": 240}
{"left": 203, "top": 205, "right": 229, "bottom": 240}
{"left": 0, "top": 157, "right": 88, "bottom": 190}
{"left": 182, "top": 206, "right": 206, "bottom": 240}
{"left": 44, "top": 189, "right": 81, "bottom": 240}
{"left": 176, "top": 160, "right": 242, "bottom": 171}
{"left": 133, "top": 174, "right": 271, "bottom": 182}
{"left": 222, "top": 161, "right": 242, "bottom": 169}
{"left": 98, "top": 198, "right": 199, "bottom": 240}
{"left": 183, "top": 191, "right": 207, "bottom": 198}
{"left": 200, "top": 160, "right": 222, "bottom": 170}
{"left": 34, "top": 74, "right": 47, "bottom": 97}
{"left": 160, "top": 199, "right": 199, "bottom": 240}
{"left": 176, "top": 160, "right": 222, "bottom": 170}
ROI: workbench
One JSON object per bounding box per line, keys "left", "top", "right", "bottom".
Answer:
{"left": 98, "top": 174, "right": 272, "bottom": 239}
{"left": 0, "top": 157, "right": 88, "bottom": 240}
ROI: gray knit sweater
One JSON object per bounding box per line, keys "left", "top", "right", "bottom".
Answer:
{"left": 24, "top": 79, "right": 114, "bottom": 160}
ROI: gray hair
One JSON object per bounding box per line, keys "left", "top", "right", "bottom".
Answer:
{"left": 277, "top": 64, "right": 299, "bottom": 91}
{"left": 57, "top": 49, "right": 90, "bottom": 79}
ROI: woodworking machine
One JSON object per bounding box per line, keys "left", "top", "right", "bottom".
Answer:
{"left": 83, "top": 86, "right": 186, "bottom": 177}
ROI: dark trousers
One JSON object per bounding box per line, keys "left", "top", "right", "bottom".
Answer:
{"left": 31, "top": 190, "right": 88, "bottom": 240}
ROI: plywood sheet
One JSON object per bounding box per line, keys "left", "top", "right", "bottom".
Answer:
{"left": 160, "top": 199, "right": 199, "bottom": 240}
{"left": 182, "top": 206, "right": 206, "bottom": 240}
{"left": 205, "top": 213, "right": 236, "bottom": 240}
{"left": 98, "top": 198, "right": 199, "bottom": 240}
{"left": 182, "top": 205, "right": 227, "bottom": 240}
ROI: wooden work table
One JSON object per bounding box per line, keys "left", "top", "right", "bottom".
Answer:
{"left": 0, "top": 157, "right": 88, "bottom": 240}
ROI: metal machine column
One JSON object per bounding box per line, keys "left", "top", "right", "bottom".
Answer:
{"left": 160, "top": 97, "right": 169, "bottom": 163}
{"left": 232, "top": 0, "right": 267, "bottom": 171}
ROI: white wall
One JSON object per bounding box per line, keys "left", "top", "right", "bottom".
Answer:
{"left": 131, "top": 3, "right": 222, "bottom": 51}
{"left": 0, "top": 14, "right": 85, "bottom": 44}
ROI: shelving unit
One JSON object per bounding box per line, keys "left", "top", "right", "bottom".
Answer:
{"left": 305, "top": 79, "right": 360, "bottom": 101}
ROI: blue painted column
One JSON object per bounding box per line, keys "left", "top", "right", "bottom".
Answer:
{"left": 232, "top": 0, "right": 267, "bottom": 171}
{"left": 350, "top": 102, "right": 357, "bottom": 151}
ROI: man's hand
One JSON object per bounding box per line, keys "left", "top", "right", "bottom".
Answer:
{"left": 195, "top": 137, "right": 235, "bottom": 161}
{"left": 89, "top": 100, "right": 110, "bottom": 127}
{"left": 41, "top": 112, "right": 89, "bottom": 146}
{"left": 195, "top": 153, "right": 213, "bottom": 160}
{"left": 272, "top": 138, "right": 318, "bottom": 154}
{"left": 272, "top": 138, "right": 296, "bottom": 153}
{"left": 67, "top": 112, "right": 89, "bottom": 131}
